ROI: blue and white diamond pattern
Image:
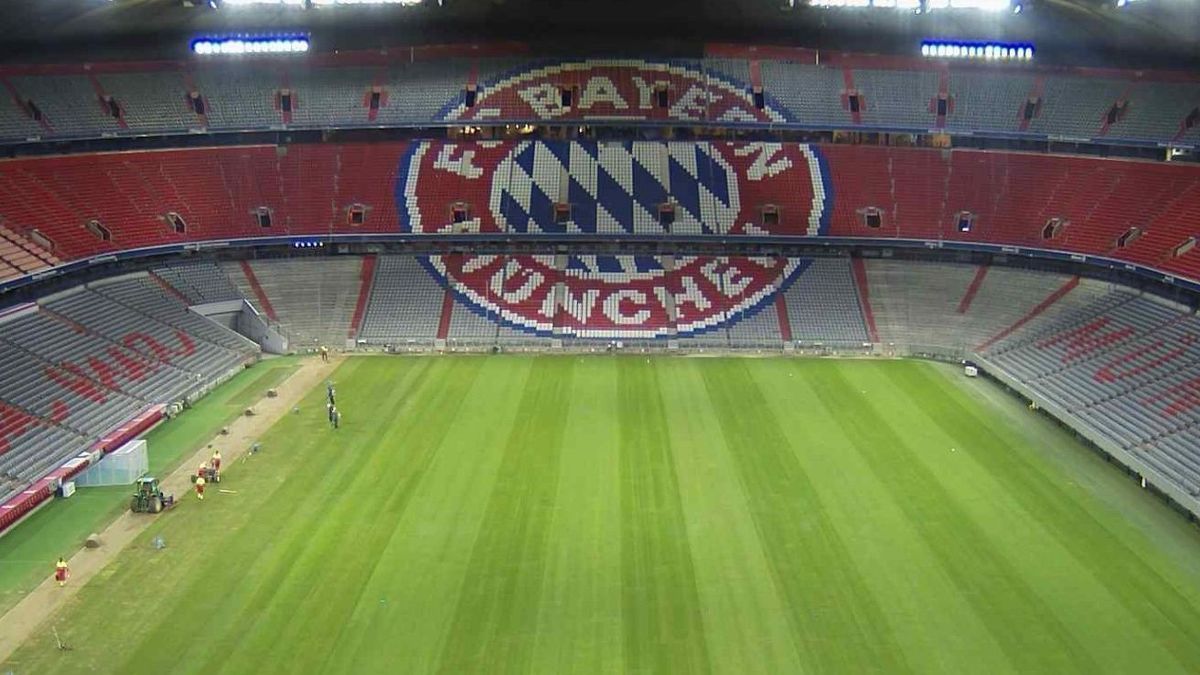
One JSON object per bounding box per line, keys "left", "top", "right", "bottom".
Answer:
{"left": 490, "top": 140, "right": 741, "bottom": 236}
{"left": 563, "top": 254, "right": 668, "bottom": 278}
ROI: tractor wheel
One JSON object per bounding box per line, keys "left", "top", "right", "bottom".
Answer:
{"left": 151, "top": 496, "right": 163, "bottom": 513}
{"left": 130, "top": 497, "right": 139, "bottom": 512}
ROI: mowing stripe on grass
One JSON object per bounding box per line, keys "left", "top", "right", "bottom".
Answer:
{"left": 618, "top": 359, "right": 712, "bottom": 675}
{"left": 902, "top": 363, "right": 1200, "bottom": 671}
{"left": 9, "top": 356, "right": 1200, "bottom": 675}
{"left": 325, "top": 357, "right": 535, "bottom": 673}
{"left": 659, "top": 361, "right": 806, "bottom": 675}
{"left": 864, "top": 363, "right": 1182, "bottom": 674}
{"left": 435, "top": 358, "right": 575, "bottom": 674}
{"left": 749, "top": 360, "right": 1013, "bottom": 673}
{"left": 213, "top": 358, "right": 446, "bottom": 674}
{"left": 959, "top": 369, "right": 1200, "bottom": 586}
{"left": 700, "top": 361, "right": 911, "bottom": 674}
{"left": 68, "top": 365, "right": 352, "bottom": 673}
{"left": 530, "top": 358, "right": 625, "bottom": 675}
{"left": 255, "top": 358, "right": 488, "bottom": 672}
{"left": 114, "top": 358, "right": 446, "bottom": 674}
{"left": 812, "top": 365, "right": 1102, "bottom": 674}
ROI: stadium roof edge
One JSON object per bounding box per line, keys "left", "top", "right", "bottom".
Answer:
{"left": 0, "top": 41, "right": 530, "bottom": 76}
{"left": 0, "top": 42, "right": 1196, "bottom": 85}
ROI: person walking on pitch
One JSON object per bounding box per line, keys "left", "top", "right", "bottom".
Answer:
{"left": 54, "top": 557, "right": 69, "bottom": 587}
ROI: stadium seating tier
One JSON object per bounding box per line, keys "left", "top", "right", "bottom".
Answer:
{"left": 2, "top": 141, "right": 1198, "bottom": 286}
{"left": 0, "top": 273, "right": 257, "bottom": 504}
{"left": 1, "top": 58, "right": 1197, "bottom": 144}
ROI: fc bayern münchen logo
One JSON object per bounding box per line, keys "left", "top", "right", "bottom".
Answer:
{"left": 396, "top": 60, "right": 833, "bottom": 338}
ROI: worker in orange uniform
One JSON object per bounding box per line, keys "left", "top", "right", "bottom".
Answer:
{"left": 211, "top": 448, "right": 222, "bottom": 473}
{"left": 54, "top": 557, "right": 69, "bottom": 587}
{"left": 195, "top": 474, "right": 206, "bottom": 501}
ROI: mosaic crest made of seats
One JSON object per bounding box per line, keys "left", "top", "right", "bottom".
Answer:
{"left": 397, "top": 60, "right": 834, "bottom": 338}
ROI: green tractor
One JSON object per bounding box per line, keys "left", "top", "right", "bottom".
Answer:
{"left": 130, "top": 477, "right": 176, "bottom": 514}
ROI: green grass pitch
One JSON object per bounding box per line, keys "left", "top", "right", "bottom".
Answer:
{"left": 6, "top": 355, "right": 1200, "bottom": 674}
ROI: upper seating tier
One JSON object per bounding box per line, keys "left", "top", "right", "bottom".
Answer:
{"left": 1, "top": 57, "right": 1197, "bottom": 145}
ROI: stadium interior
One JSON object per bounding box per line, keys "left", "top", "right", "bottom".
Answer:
{"left": 0, "top": 0, "right": 1199, "bottom": 672}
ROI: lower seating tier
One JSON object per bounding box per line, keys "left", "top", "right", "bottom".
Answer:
{"left": 0, "top": 279, "right": 260, "bottom": 504}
